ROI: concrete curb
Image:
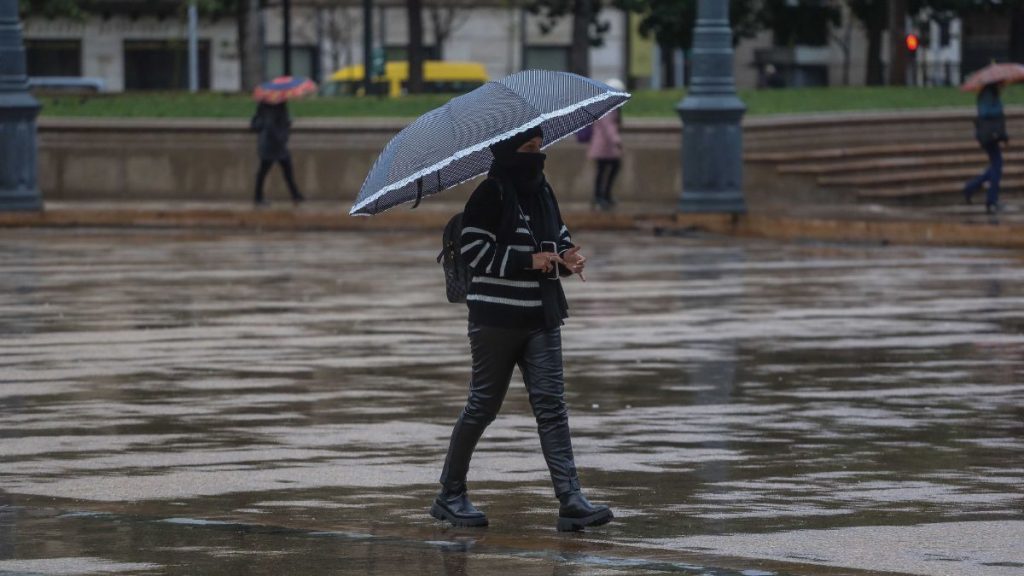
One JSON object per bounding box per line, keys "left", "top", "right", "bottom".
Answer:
{"left": 666, "top": 213, "right": 1024, "bottom": 249}
{"left": 2, "top": 206, "right": 1023, "bottom": 250}
{"left": 0, "top": 206, "right": 653, "bottom": 232}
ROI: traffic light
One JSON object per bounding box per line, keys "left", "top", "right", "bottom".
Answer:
{"left": 905, "top": 33, "right": 920, "bottom": 56}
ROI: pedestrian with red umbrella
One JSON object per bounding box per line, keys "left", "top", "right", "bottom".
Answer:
{"left": 250, "top": 76, "right": 316, "bottom": 207}
{"left": 961, "top": 64, "right": 1023, "bottom": 213}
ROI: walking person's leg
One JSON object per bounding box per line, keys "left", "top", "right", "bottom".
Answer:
{"left": 518, "top": 327, "right": 613, "bottom": 532}
{"left": 985, "top": 141, "right": 1003, "bottom": 211}
{"left": 254, "top": 160, "right": 273, "bottom": 205}
{"left": 593, "top": 160, "right": 609, "bottom": 208}
{"left": 432, "top": 324, "right": 524, "bottom": 527}
{"left": 278, "top": 157, "right": 305, "bottom": 204}
{"left": 604, "top": 159, "right": 621, "bottom": 207}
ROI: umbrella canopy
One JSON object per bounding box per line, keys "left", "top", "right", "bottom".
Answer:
{"left": 961, "top": 63, "right": 1024, "bottom": 92}
{"left": 253, "top": 76, "right": 318, "bottom": 103}
{"left": 350, "top": 70, "right": 630, "bottom": 216}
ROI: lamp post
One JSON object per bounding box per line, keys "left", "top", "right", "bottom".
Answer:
{"left": 0, "top": 0, "right": 42, "bottom": 212}
{"left": 677, "top": 0, "right": 746, "bottom": 213}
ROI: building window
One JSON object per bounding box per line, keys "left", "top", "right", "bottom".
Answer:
{"left": 524, "top": 46, "right": 570, "bottom": 71}
{"left": 266, "top": 46, "right": 319, "bottom": 81}
{"left": 124, "top": 40, "right": 210, "bottom": 90}
{"left": 25, "top": 39, "right": 81, "bottom": 76}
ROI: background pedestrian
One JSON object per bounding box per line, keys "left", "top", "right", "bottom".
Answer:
{"left": 250, "top": 101, "right": 305, "bottom": 207}
{"left": 964, "top": 82, "right": 1008, "bottom": 213}
{"left": 588, "top": 78, "right": 625, "bottom": 210}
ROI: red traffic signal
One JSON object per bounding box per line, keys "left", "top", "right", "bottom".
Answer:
{"left": 905, "top": 33, "right": 920, "bottom": 53}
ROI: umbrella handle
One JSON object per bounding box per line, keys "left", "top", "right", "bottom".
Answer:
{"left": 411, "top": 178, "right": 423, "bottom": 210}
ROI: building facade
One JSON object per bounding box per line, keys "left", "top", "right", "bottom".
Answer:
{"left": 21, "top": 1, "right": 969, "bottom": 94}
{"left": 22, "top": 1, "right": 629, "bottom": 92}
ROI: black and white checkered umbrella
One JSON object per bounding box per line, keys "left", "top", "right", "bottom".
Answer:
{"left": 349, "top": 70, "right": 630, "bottom": 216}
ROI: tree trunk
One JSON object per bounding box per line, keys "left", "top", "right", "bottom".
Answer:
{"left": 888, "top": 0, "right": 907, "bottom": 86}
{"left": 661, "top": 42, "right": 674, "bottom": 87}
{"left": 866, "top": 21, "right": 883, "bottom": 86}
{"left": 407, "top": 0, "right": 424, "bottom": 93}
{"left": 569, "top": 0, "right": 590, "bottom": 76}
{"left": 1010, "top": 7, "right": 1024, "bottom": 63}
{"left": 237, "top": 0, "right": 263, "bottom": 90}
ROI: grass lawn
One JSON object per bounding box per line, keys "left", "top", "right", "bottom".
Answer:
{"left": 36, "top": 86, "right": 1024, "bottom": 119}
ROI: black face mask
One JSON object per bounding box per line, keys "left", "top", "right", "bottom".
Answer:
{"left": 497, "top": 152, "right": 546, "bottom": 189}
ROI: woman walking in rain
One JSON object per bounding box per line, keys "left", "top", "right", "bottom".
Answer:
{"left": 589, "top": 78, "right": 625, "bottom": 210}
{"left": 964, "top": 82, "right": 1008, "bottom": 213}
{"left": 250, "top": 101, "right": 305, "bottom": 206}
{"left": 430, "top": 126, "right": 614, "bottom": 532}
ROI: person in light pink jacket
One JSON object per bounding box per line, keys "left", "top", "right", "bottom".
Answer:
{"left": 588, "top": 78, "right": 624, "bottom": 210}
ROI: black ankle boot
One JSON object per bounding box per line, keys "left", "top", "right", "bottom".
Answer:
{"left": 556, "top": 491, "right": 613, "bottom": 532}
{"left": 430, "top": 487, "right": 488, "bottom": 527}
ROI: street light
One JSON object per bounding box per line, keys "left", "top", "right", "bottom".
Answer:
{"left": 677, "top": 0, "right": 746, "bottom": 213}
{"left": 0, "top": 0, "right": 43, "bottom": 211}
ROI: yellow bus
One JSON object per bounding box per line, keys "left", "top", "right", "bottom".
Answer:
{"left": 322, "top": 60, "right": 489, "bottom": 97}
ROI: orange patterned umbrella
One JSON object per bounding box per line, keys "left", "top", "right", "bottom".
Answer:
{"left": 961, "top": 63, "right": 1024, "bottom": 92}
{"left": 253, "top": 76, "right": 317, "bottom": 103}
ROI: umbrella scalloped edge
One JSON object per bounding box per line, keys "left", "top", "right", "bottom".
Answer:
{"left": 349, "top": 90, "right": 631, "bottom": 216}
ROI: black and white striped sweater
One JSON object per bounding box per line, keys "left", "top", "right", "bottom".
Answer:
{"left": 460, "top": 178, "right": 575, "bottom": 330}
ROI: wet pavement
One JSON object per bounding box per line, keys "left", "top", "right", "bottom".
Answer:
{"left": 1, "top": 228, "right": 1022, "bottom": 576}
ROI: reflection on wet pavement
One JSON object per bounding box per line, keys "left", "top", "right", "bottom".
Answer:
{"left": 1, "top": 229, "right": 1022, "bottom": 575}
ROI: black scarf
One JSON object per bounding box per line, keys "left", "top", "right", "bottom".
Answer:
{"left": 489, "top": 152, "right": 567, "bottom": 329}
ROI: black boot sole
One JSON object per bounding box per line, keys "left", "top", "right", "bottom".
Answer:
{"left": 556, "top": 508, "right": 613, "bottom": 532}
{"left": 429, "top": 502, "right": 488, "bottom": 528}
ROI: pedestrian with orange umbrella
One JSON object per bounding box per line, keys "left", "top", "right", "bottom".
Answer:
{"left": 961, "top": 64, "right": 1023, "bottom": 213}
{"left": 250, "top": 76, "right": 317, "bottom": 207}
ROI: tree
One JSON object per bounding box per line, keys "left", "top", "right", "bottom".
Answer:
{"left": 888, "top": 0, "right": 907, "bottom": 85}
{"left": 407, "top": 0, "right": 424, "bottom": 93}
{"left": 847, "top": 0, "right": 887, "bottom": 85}
{"left": 236, "top": 0, "right": 262, "bottom": 91}
{"left": 761, "top": 0, "right": 840, "bottom": 47}
{"left": 525, "top": 0, "right": 611, "bottom": 76}
{"left": 616, "top": 0, "right": 762, "bottom": 52}
{"left": 616, "top": 0, "right": 761, "bottom": 85}
{"left": 18, "top": 0, "right": 83, "bottom": 17}
{"left": 428, "top": 4, "right": 470, "bottom": 60}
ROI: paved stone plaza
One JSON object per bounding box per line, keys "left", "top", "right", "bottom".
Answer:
{"left": 1, "top": 229, "right": 1022, "bottom": 575}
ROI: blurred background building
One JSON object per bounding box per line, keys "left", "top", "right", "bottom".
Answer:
{"left": 17, "top": 0, "right": 1020, "bottom": 94}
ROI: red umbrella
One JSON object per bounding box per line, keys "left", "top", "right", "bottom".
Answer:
{"left": 961, "top": 63, "right": 1024, "bottom": 92}
{"left": 253, "top": 76, "right": 317, "bottom": 104}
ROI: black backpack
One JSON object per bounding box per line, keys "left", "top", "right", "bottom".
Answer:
{"left": 437, "top": 178, "right": 503, "bottom": 304}
{"left": 437, "top": 212, "right": 471, "bottom": 303}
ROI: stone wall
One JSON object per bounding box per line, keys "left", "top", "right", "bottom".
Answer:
{"left": 37, "top": 109, "right": 1024, "bottom": 206}
{"left": 37, "top": 118, "right": 680, "bottom": 205}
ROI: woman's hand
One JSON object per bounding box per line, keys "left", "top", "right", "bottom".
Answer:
{"left": 532, "top": 252, "right": 566, "bottom": 273}
{"left": 562, "top": 246, "right": 587, "bottom": 281}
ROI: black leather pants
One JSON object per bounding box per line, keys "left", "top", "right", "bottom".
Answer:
{"left": 439, "top": 323, "right": 581, "bottom": 497}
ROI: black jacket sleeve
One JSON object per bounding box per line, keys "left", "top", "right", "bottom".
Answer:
{"left": 460, "top": 179, "right": 536, "bottom": 279}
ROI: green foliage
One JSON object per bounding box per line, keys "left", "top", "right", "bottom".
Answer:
{"left": 614, "top": 0, "right": 762, "bottom": 50}
{"left": 18, "top": 0, "right": 239, "bottom": 19}
{"left": 761, "top": 0, "right": 841, "bottom": 47}
{"left": 18, "top": 0, "right": 83, "bottom": 18}
{"left": 525, "top": 0, "right": 611, "bottom": 46}
{"left": 846, "top": 0, "right": 886, "bottom": 29}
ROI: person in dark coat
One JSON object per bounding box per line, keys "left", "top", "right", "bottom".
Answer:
{"left": 250, "top": 101, "right": 304, "bottom": 206}
{"left": 429, "top": 126, "right": 614, "bottom": 532}
{"left": 964, "top": 82, "right": 1009, "bottom": 213}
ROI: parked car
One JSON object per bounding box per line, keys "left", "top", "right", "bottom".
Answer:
{"left": 322, "top": 61, "right": 488, "bottom": 98}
